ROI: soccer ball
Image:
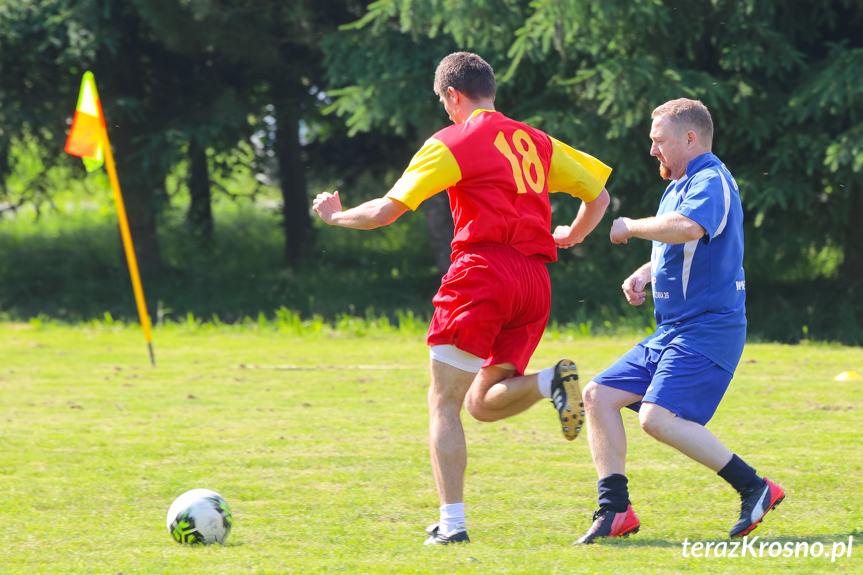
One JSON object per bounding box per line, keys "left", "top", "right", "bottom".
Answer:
{"left": 166, "top": 488, "right": 233, "bottom": 545}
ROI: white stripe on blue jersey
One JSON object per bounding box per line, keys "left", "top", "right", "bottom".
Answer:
{"left": 643, "top": 153, "right": 747, "bottom": 373}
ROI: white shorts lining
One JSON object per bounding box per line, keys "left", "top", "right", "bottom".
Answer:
{"left": 429, "top": 344, "right": 485, "bottom": 373}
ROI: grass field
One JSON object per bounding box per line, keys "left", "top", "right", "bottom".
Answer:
{"left": 1, "top": 320, "right": 861, "bottom": 574}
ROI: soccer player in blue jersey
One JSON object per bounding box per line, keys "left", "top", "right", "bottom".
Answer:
{"left": 574, "top": 98, "right": 785, "bottom": 544}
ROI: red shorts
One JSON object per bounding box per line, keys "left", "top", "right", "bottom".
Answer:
{"left": 426, "top": 244, "right": 551, "bottom": 375}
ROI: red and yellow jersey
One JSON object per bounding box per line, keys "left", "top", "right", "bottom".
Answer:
{"left": 386, "top": 109, "right": 612, "bottom": 262}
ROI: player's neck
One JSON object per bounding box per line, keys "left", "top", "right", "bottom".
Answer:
{"left": 471, "top": 98, "right": 495, "bottom": 113}
{"left": 457, "top": 102, "right": 495, "bottom": 123}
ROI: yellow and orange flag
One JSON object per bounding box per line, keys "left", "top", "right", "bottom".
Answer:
{"left": 65, "top": 71, "right": 106, "bottom": 172}
{"left": 65, "top": 71, "right": 156, "bottom": 366}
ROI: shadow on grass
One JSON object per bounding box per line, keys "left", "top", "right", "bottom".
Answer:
{"left": 577, "top": 530, "right": 860, "bottom": 549}
{"left": 585, "top": 537, "right": 680, "bottom": 549}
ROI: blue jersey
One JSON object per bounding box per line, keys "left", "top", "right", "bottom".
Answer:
{"left": 643, "top": 152, "right": 747, "bottom": 373}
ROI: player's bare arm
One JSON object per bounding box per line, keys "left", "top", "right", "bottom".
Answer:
{"left": 312, "top": 191, "right": 408, "bottom": 229}
{"left": 553, "top": 188, "right": 610, "bottom": 249}
{"left": 610, "top": 211, "right": 705, "bottom": 245}
{"left": 621, "top": 262, "right": 651, "bottom": 306}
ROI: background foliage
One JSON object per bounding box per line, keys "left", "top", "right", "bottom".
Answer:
{"left": 0, "top": 0, "right": 861, "bottom": 343}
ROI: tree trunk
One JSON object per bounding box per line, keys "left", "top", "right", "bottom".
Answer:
{"left": 186, "top": 139, "right": 213, "bottom": 243}
{"left": 0, "top": 137, "right": 9, "bottom": 201}
{"left": 840, "top": 182, "right": 862, "bottom": 289}
{"left": 112, "top": 128, "right": 164, "bottom": 277}
{"left": 96, "top": 13, "right": 164, "bottom": 280}
{"left": 273, "top": 83, "right": 310, "bottom": 266}
{"left": 412, "top": 117, "right": 454, "bottom": 276}
{"left": 119, "top": 175, "right": 164, "bottom": 277}
{"left": 422, "top": 192, "right": 454, "bottom": 276}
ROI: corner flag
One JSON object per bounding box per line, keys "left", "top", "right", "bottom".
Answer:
{"left": 65, "top": 71, "right": 156, "bottom": 366}
{"left": 65, "top": 71, "right": 106, "bottom": 172}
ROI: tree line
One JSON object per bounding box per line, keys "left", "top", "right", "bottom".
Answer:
{"left": 1, "top": 0, "right": 861, "bottom": 339}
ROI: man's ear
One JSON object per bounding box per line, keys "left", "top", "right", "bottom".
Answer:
{"left": 447, "top": 86, "right": 460, "bottom": 104}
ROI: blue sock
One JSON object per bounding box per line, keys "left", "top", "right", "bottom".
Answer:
{"left": 718, "top": 454, "right": 764, "bottom": 494}
{"left": 597, "top": 473, "right": 630, "bottom": 513}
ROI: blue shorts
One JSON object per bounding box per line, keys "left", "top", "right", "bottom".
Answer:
{"left": 593, "top": 342, "right": 732, "bottom": 425}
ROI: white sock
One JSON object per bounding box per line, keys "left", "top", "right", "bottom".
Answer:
{"left": 537, "top": 366, "right": 555, "bottom": 398}
{"left": 439, "top": 503, "right": 466, "bottom": 534}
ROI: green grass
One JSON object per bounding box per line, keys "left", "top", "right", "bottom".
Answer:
{"left": 1, "top": 320, "right": 861, "bottom": 574}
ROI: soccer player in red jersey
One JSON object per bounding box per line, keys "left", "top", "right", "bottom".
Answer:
{"left": 313, "top": 52, "right": 611, "bottom": 544}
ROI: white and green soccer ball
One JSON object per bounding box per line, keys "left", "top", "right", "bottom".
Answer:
{"left": 166, "top": 489, "right": 232, "bottom": 545}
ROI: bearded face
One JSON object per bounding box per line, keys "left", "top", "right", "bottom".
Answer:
{"left": 650, "top": 116, "right": 691, "bottom": 181}
{"left": 659, "top": 164, "right": 672, "bottom": 180}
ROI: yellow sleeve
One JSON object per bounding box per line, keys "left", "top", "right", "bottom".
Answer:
{"left": 547, "top": 137, "right": 612, "bottom": 201}
{"left": 385, "top": 137, "right": 462, "bottom": 210}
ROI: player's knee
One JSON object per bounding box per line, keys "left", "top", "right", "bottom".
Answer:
{"left": 638, "top": 403, "right": 668, "bottom": 439}
{"left": 464, "top": 395, "right": 498, "bottom": 422}
{"left": 581, "top": 381, "right": 603, "bottom": 411}
{"left": 638, "top": 411, "right": 659, "bottom": 437}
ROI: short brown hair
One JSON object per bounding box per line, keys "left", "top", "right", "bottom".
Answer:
{"left": 434, "top": 52, "right": 496, "bottom": 101}
{"left": 652, "top": 98, "right": 714, "bottom": 144}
